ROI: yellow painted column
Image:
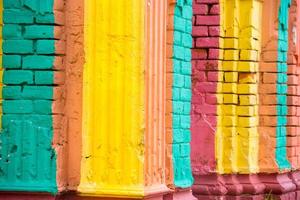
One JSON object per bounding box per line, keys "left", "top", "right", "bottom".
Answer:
{"left": 217, "top": 0, "right": 262, "bottom": 174}
{"left": 79, "top": 0, "right": 145, "bottom": 197}
{"left": 80, "top": 0, "right": 171, "bottom": 198}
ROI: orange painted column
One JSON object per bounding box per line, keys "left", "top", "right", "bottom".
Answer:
{"left": 258, "top": 0, "right": 280, "bottom": 173}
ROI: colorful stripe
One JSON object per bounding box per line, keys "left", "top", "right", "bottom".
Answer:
{"left": 79, "top": 0, "right": 145, "bottom": 197}
{"left": 191, "top": 0, "right": 220, "bottom": 174}
{"left": 171, "top": 0, "right": 194, "bottom": 187}
{"left": 217, "top": 0, "right": 261, "bottom": 174}
{"left": 0, "top": 0, "right": 57, "bottom": 193}
{"left": 276, "top": 0, "right": 291, "bottom": 170}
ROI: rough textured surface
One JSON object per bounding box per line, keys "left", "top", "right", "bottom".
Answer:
{"left": 171, "top": 0, "right": 194, "bottom": 188}
{"left": 79, "top": 0, "right": 145, "bottom": 197}
{"left": 191, "top": 0, "right": 219, "bottom": 176}
{"left": 64, "top": 0, "right": 84, "bottom": 191}
{"left": 276, "top": 0, "right": 292, "bottom": 170}
{"left": 0, "top": 0, "right": 64, "bottom": 193}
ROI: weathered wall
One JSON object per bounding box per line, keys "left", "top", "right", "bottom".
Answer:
{"left": 0, "top": 0, "right": 65, "bottom": 193}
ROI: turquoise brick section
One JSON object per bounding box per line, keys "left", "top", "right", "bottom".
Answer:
{"left": 276, "top": 0, "right": 291, "bottom": 170}
{"left": 0, "top": 0, "right": 57, "bottom": 193}
{"left": 172, "top": 0, "right": 194, "bottom": 188}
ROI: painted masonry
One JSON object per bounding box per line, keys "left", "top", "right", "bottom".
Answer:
{"left": 1, "top": 0, "right": 300, "bottom": 199}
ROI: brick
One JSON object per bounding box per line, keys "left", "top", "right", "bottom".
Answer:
{"left": 222, "top": 116, "right": 237, "bottom": 126}
{"left": 239, "top": 73, "right": 257, "bottom": 83}
{"left": 36, "top": 40, "right": 55, "bottom": 54}
{"left": 3, "top": 40, "right": 33, "bottom": 54}
{"left": 192, "top": 26, "right": 208, "bottom": 37}
{"left": 224, "top": 72, "right": 238, "bottom": 82}
{"left": 3, "top": 55, "right": 22, "bottom": 69}
{"left": 3, "top": 0, "right": 22, "bottom": 8}
{"left": 3, "top": 100, "right": 33, "bottom": 114}
{"left": 3, "top": 25, "right": 22, "bottom": 39}
{"left": 239, "top": 95, "right": 257, "bottom": 105}
{"left": 193, "top": 4, "right": 208, "bottom": 15}
{"left": 22, "top": 86, "right": 53, "bottom": 99}
{"left": 209, "top": 4, "right": 220, "bottom": 15}
{"left": 196, "top": 15, "right": 219, "bottom": 25}
{"left": 23, "top": 56, "right": 54, "bottom": 69}
{"left": 238, "top": 62, "right": 258, "bottom": 72}
{"left": 33, "top": 100, "right": 52, "bottom": 114}
{"left": 222, "top": 83, "right": 237, "bottom": 93}
{"left": 207, "top": 71, "right": 219, "bottom": 82}
{"left": 35, "top": 71, "right": 54, "bottom": 84}
{"left": 36, "top": 13, "right": 55, "bottom": 24}
{"left": 192, "top": 49, "right": 207, "bottom": 59}
{"left": 4, "top": 70, "right": 34, "bottom": 84}
{"left": 208, "top": 26, "right": 220, "bottom": 36}
{"left": 263, "top": 73, "right": 277, "bottom": 83}
{"left": 2, "top": 86, "right": 22, "bottom": 99}
{"left": 24, "top": 25, "right": 54, "bottom": 39}
{"left": 3, "top": 10, "right": 34, "bottom": 24}
{"left": 238, "top": 117, "right": 257, "bottom": 127}
{"left": 208, "top": 49, "right": 219, "bottom": 59}
{"left": 223, "top": 94, "right": 238, "bottom": 104}
{"left": 259, "top": 106, "right": 277, "bottom": 115}
{"left": 237, "top": 106, "right": 256, "bottom": 116}
{"left": 195, "top": 37, "right": 219, "bottom": 48}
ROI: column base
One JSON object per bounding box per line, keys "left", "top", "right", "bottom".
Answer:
{"left": 164, "top": 189, "right": 196, "bottom": 200}
{"left": 192, "top": 173, "right": 243, "bottom": 196}
{"left": 259, "top": 173, "right": 296, "bottom": 194}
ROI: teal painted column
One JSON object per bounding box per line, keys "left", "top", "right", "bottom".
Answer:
{"left": 0, "top": 0, "right": 57, "bottom": 193}
{"left": 276, "top": 0, "right": 291, "bottom": 170}
{"left": 172, "top": 0, "right": 194, "bottom": 188}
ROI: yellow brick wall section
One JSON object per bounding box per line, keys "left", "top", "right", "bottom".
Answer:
{"left": 216, "top": 0, "right": 262, "bottom": 174}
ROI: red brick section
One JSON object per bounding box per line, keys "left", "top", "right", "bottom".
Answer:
{"left": 191, "top": 0, "right": 219, "bottom": 176}
{"left": 191, "top": 0, "right": 221, "bottom": 198}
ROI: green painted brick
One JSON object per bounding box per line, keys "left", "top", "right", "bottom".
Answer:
{"left": 4, "top": 70, "right": 34, "bottom": 84}
{"left": 173, "top": 45, "right": 185, "bottom": 60}
{"left": 181, "top": 88, "right": 191, "bottom": 101}
{"left": 23, "top": 0, "right": 38, "bottom": 12}
{"left": 3, "top": 55, "right": 22, "bottom": 69}
{"left": 22, "top": 86, "right": 53, "bottom": 99}
{"left": 2, "top": 86, "right": 22, "bottom": 99}
{"left": 180, "top": 144, "right": 190, "bottom": 157}
{"left": 182, "top": 6, "right": 193, "bottom": 20}
{"left": 36, "top": 14, "right": 55, "bottom": 24}
{"left": 174, "top": 31, "right": 182, "bottom": 45}
{"left": 3, "top": 40, "right": 33, "bottom": 54}
{"left": 173, "top": 102, "right": 184, "bottom": 114}
{"left": 180, "top": 116, "right": 190, "bottom": 129}
{"left": 2, "top": 114, "right": 52, "bottom": 128}
{"left": 3, "top": 0, "right": 22, "bottom": 8}
{"left": 3, "top": 25, "right": 22, "bottom": 39}
{"left": 3, "top": 100, "right": 33, "bottom": 114}
{"left": 24, "top": 25, "right": 54, "bottom": 39}
{"left": 23, "top": 56, "right": 54, "bottom": 69}
{"left": 173, "top": 74, "right": 185, "bottom": 87}
{"left": 33, "top": 100, "right": 52, "bottom": 114}
{"left": 35, "top": 71, "right": 54, "bottom": 84}
{"left": 182, "top": 33, "right": 192, "bottom": 48}
{"left": 36, "top": 40, "right": 55, "bottom": 54}
{"left": 3, "top": 10, "right": 34, "bottom": 24}
{"left": 174, "top": 16, "right": 186, "bottom": 32}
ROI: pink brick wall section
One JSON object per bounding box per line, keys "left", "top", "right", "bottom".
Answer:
{"left": 191, "top": 0, "right": 219, "bottom": 175}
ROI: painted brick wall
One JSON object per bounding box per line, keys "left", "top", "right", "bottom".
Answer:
{"left": 191, "top": 0, "right": 219, "bottom": 176}
{"left": 171, "top": 0, "right": 194, "bottom": 188}
{"left": 287, "top": 0, "right": 300, "bottom": 169}
{"left": 0, "top": 0, "right": 65, "bottom": 193}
